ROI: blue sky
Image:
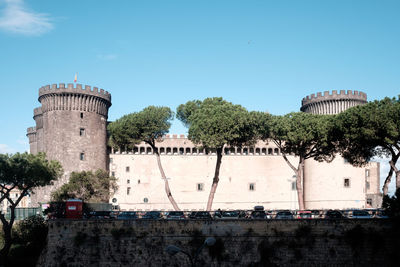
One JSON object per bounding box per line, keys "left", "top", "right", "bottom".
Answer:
{"left": 0, "top": 0, "right": 399, "bottom": 192}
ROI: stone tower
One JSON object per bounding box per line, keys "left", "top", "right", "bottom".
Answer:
{"left": 300, "top": 90, "right": 380, "bottom": 209}
{"left": 300, "top": 90, "right": 367, "bottom": 114}
{"left": 27, "top": 83, "right": 112, "bottom": 205}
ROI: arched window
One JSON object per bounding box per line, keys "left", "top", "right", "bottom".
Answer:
{"left": 133, "top": 147, "right": 139, "bottom": 154}
{"left": 179, "top": 147, "right": 184, "bottom": 155}
{"left": 140, "top": 147, "right": 145, "bottom": 154}
{"left": 255, "top": 148, "right": 260, "bottom": 155}
{"left": 268, "top": 148, "right": 273, "bottom": 155}
{"left": 173, "top": 147, "right": 178, "bottom": 155}
{"left": 274, "top": 148, "right": 280, "bottom": 155}
{"left": 249, "top": 148, "right": 254, "bottom": 155}
{"left": 230, "top": 147, "right": 236, "bottom": 155}
{"left": 146, "top": 147, "right": 152, "bottom": 154}
{"left": 185, "top": 147, "right": 191, "bottom": 154}
{"left": 160, "top": 147, "right": 165, "bottom": 154}
{"left": 243, "top": 148, "right": 248, "bottom": 155}
{"left": 224, "top": 147, "right": 230, "bottom": 155}
{"left": 261, "top": 148, "right": 266, "bottom": 155}
{"left": 192, "top": 148, "right": 198, "bottom": 154}
{"left": 166, "top": 147, "right": 172, "bottom": 155}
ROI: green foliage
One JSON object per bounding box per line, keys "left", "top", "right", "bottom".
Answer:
{"left": 108, "top": 106, "right": 174, "bottom": 149}
{"left": 51, "top": 169, "right": 117, "bottom": 202}
{"left": 383, "top": 188, "right": 400, "bottom": 218}
{"left": 177, "top": 97, "right": 258, "bottom": 149}
{"left": 269, "top": 112, "right": 336, "bottom": 161}
{"left": 333, "top": 97, "right": 400, "bottom": 166}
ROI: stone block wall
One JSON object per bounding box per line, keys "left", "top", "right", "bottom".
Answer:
{"left": 38, "top": 219, "right": 398, "bottom": 266}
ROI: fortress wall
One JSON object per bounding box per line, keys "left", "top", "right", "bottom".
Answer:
{"left": 38, "top": 219, "right": 397, "bottom": 266}
{"left": 110, "top": 152, "right": 370, "bottom": 211}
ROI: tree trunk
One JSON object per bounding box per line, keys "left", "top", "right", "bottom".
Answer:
{"left": 206, "top": 148, "right": 223, "bottom": 211}
{"left": 389, "top": 160, "right": 400, "bottom": 191}
{"left": 0, "top": 212, "right": 14, "bottom": 267}
{"left": 153, "top": 148, "right": 180, "bottom": 211}
{"left": 296, "top": 158, "right": 305, "bottom": 210}
{"left": 382, "top": 166, "right": 394, "bottom": 196}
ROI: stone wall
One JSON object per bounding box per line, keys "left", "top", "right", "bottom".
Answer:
{"left": 38, "top": 219, "right": 398, "bottom": 266}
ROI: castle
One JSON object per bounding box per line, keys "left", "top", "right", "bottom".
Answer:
{"left": 27, "top": 84, "right": 381, "bottom": 210}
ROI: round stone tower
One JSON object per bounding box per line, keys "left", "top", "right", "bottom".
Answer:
{"left": 28, "top": 83, "right": 112, "bottom": 204}
{"left": 300, "top": 90, "right": 367, "bottom": 115}
{"left": 301, "top": 90, "right": 369, "bottom": 209}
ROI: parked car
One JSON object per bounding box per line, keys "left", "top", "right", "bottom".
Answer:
{"left": 310, "top": 210, "right": 321, "bottom": 218}
{"left": 189, "top": 211, "right": 212, "bottom": 219}
{"left": 166, "top": 211, "right": 186, "bottom": 220}
{"left": 297, "top": 210, "right": 312, "bottom": 219}
{"left": 251, "top": 210, "right": 269, "bottom": 219}
{"left": 375, "top": 209, "right": 388, "bottom": 218}
{"left": 88, "top": 210, "right": 112, "bottom": 219}
{"left": 349, "top": 210, "right": 372, "bottom": 219}
{"left": 117, "top": 211, "right": 137, "bottom": 220}
{"left": 325, "top": 210, "right": 344, "bottom": 219}
{"left": 275, "top": 210, "right": 294, "bottom": 219}
{"left": 214, "top": 210, "right": 240, "bottom": 219}
{"left": 142, "top": 211, "right": 162, "bottom": 219}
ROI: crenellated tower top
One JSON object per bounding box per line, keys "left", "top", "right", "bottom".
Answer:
{"left": 300, "top": 90, "right": 367, "bottom": 115}
{"left": 39, "top": 83, "right": 111, "bottom": 103}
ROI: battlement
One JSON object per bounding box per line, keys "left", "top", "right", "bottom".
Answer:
{"left": 301, "top": 90, "right": 367, "bottom": 107}
{"left": 26, "top": 127, "right": 36, "bottom": 134}
{"left": 33, "top": 107, "right": 42, "bottom": 117}
{"left": 164, "top": 134, "right": 187, "bottom": 139}
{"left": 39, "top": 83, "right": 111, "bottom": 103}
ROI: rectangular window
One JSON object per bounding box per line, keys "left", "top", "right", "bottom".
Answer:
{"left": 365, "top": 169, "right": 370, "bottom": 177}
{"left": 291, "top": 181, "right": 297, "bottom": 191}
{"left": 127, "top": 179, "right": 130, "bottom": 184}
{"left": 366, "top": 181, "right": 370, "bottom": 190}
{"left": 80, "top": 112, "right": 84, "bottom": 119}
{"left": 110, "top": 158, "right": 113, "bottom": 163}
{"left": 249, "top": 183, "right": 255, "bottom": 191}
{"left": 80, "top": 153, "right": 85, "bottom": 161}
{"left": 111, "top": 172, "right": 115, "bottom": 177}
{"left": 79, "top": 128, "right": 85, "bottom": 136}
{"left": 197, "top": 183, "right": 204, "bottom": 191}
{"left": 344, "top": 178, "right": 350, "bottom": 188}
{"left": 126, "top": 166, "right": 130, "bottom": 172}
{"left": 367, "top": 198, "right": 372, "bottom": 206}
{"left": 127, "top": 187, "right": 131, "bottom": 195}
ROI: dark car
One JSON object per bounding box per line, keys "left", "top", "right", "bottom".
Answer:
{"left": 89, "top": 210, "right": 112, "bottom": 219}
{"left": 214, "top": 210, "right": 240, "bottom": 219}
{"left": 189, "top": 211, "right": 212, "bottom": 219}
{"left": 251, "top": 210, "right": 268, "bottom": 219}
{"left": 142, "top": 211, "right": 162, "bottom": 219}
{"left": 166, "top": 211, "right": 186, "bottom": 220}
{"left": 325, "top": 210, "right": 344, "bottom": 219}
{"left": 275, "top": 210, "right": 294, "bottom": 219}
{"left": 117, "top": 211, "right": 137, "bottom": 220}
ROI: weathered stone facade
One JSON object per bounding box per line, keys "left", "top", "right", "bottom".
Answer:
{"left": 38, "top": 219, "right": 398, "bottom": 266}
{"left": 27, "top": 83, "right": 111, "bottom": 205}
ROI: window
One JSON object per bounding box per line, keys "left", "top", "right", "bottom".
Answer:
{"left": 127, "top": 179, "right": 130, "bottom": 184}
{"left": 249, "top": 183, "right": 255, "bottom": 191}
{"left": 111, "top": 171, "right": 115, "bottom": 177}
{"left": 80, "top": 152, "right": 85, "bottom": 161}
{"left": 79, "top": 128, "right": 85, "bottom": 136}
{"left": 127, "top": 187, "right": 131, "bottom": 195}
{"left": 138, "top": 179, "right": 140, "bottom": 184}
{"left": 366, "top": 181, "right": 370, "bottom": 190}
{"left": 80, "top": 112, "right": 83, "bottom": 119}
{"left": 292, "top": 181, "right": 297, "bottom": 191}
{"left": 365, "top": 169, "right": 370, "bottom": 177}
{"left": 126, "top": 166, "right": 130, "bottom": 172}
{"left": 366, "top": 198, "right": 372, "bottom": 206}
{"left": 197, "top": 183, "right": 204, "bottom": 191}
{"left": 344, "top": 178, "right": 350, "bottom": 188}
{"left": 110, "top": 158, "right": 113, "bottom": 163}
{"left": 143, "top": 197, "right": 148, "bottom": 203}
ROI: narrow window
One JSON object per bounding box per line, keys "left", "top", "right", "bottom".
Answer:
{"left": 110, "top": 158, "right": 113, "bottom": 163}
{"left": 344, "top": 178, "right": 350, "bottom": 188}
{"left": 249, "top": 183, "right": 255, "bottom": 191}
{"left": 127, "top": 179, "right": 130, "bottom": 184}
{"left": 111, "top": 171, "right": 115, "bottom": 177}
{"left": 126, "top": 166, "right": 130, "bottom": 172}
{"left": 365, "top": 169, "right": 370, "bottom": 177}
{"left": 79, "top": 128, "right": 85, "bottom": 136}
{"left": 80, "top": 152, "right": 85, "bottom": 161}
{"left": 80, "top": 112, "right": 84, "bottom": 119}
{"left": 292, "top": 181, "right": 297, "bottom": 191}
{"left": 366, "top": 181, "right": 370, "bottom": 190}
{"left": 127, "top": 187, "right": 131, "bottom": 195}
{"left": 197, "top": 183, "right": 204, "bottom": 191}
{"left": 366, "top": 198, "right": 372, "bottom": 206}
{"left": 138, "top": 179, "right": 140, "bottom": 184}
{"left": 143, "top": 197, "right": 148, "bottom": 203}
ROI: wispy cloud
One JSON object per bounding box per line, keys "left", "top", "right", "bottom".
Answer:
{"left": 0, "top": 0, "right": 53, "bottom": 36}
{"left": 97, "top": 53, "right": 118, "bottom": 61}
{"left": 0, "top": 144, "right": 17, "bottom": 154}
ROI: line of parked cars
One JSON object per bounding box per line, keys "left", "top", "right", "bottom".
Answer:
{"left": 86, "top": 207, "right": 388, "bottom": 220}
